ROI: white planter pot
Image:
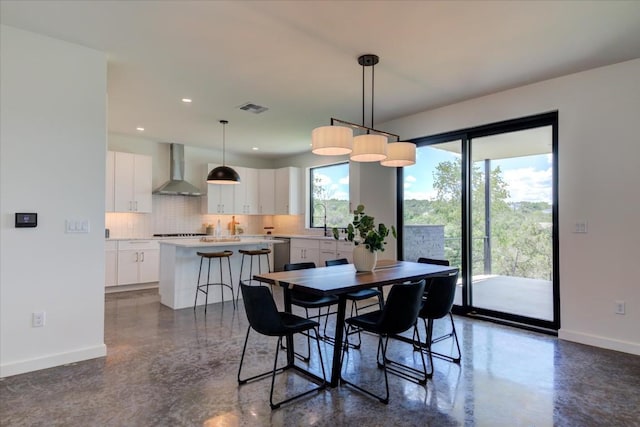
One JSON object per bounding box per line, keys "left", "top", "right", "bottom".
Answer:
{"left": 352, "top": 244, "right": 378, "bottom": 272}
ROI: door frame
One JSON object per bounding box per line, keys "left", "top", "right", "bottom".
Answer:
{"left": 397, "top": 111, "right": 559, "bottom": 332}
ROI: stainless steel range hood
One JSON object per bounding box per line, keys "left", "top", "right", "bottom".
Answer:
{"left": 153, "top": 144, "right": 203, "bottom": 196}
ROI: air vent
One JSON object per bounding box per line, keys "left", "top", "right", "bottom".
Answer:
{"left": 239, "top": 102, "right": 269, "bottom": 114}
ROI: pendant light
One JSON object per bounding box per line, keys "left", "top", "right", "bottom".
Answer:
{"left": 311, "top": 53, "right": 414, "bottom": 167}
{"left": 207, "top": 120, "right": 240, "bottom": 184}
{"left": 380, "top": 142, "right": 416, "bottom": 167}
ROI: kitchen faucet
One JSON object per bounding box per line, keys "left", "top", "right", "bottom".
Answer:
{"left": 315, "top": 203, "right": 328, "bottom": 237}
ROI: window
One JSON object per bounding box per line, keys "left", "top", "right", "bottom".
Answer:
{"left": 309, "top": 162, "right": 350, "bottom": 229}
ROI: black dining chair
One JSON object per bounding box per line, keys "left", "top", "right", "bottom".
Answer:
{"left": 325, "top": 258, "right": 383, "bottom": 348}
{"left": 284, "top": 262, "right": 339, "bottom": 360}
{"left": 237, "top": 282, "right": 326, "bottom": 410}
{"left": 340, "top": 279, "right": 427, "bottom": 404}
{"left": 416, "top": 257, "right": 461, "bottom": 364}
{"left": 414, "top": 270, "right": 461, "bottom": 373}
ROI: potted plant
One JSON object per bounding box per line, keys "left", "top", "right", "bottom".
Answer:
{"left": 332, "top": 204, "right": 396, "bottom": 271}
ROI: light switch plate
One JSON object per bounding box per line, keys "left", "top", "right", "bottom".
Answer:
{"left": 574, "top": 221, "right": 588, "bottom": 233}
{"left": 66, "top": 219, "right": 90, "bottom": 233}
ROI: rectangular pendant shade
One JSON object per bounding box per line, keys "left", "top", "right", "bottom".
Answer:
{"left": 380, "top": 142, "right": 416, "bottom": 167}
{"left": 350, "top": 134, "right": 387, "bottom": 162}
{"left": 312, "top": 125, "right": 353, "bottom": 155}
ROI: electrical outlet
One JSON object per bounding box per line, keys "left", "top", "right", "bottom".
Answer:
{"left": 615, "top": 301, "right": 625, "bottom": 315}
{"left": 32, "top": 312, "right": 46, "bottom": 327}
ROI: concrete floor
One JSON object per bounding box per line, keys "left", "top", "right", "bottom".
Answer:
{"left": 1, "top": 288, "right": 639, "bottom": 426}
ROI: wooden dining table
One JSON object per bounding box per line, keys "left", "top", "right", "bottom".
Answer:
{"left": 253, "top": 259, "right": 458, "bottom": 387}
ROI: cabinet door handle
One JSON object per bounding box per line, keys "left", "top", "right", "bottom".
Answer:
{"left": 140, "top": 252, "right": 144, "bottom": 262}
{"left": 129, "top": 201, "right": 133, "bottom": 211}
{"left": 135, "top": 201, "right": 138, "bottom": 211}
{"left": 135, "top": 252, "right": 139, "bottom": 262}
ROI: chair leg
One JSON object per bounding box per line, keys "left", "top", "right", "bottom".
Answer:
{"left": 194, "top": 256, "right": 204, "bottom": 310}
{"left": 238, "top": 327, "right": 287, "bottom": 385}
{"left": 236, "top": 254, "right": 246, "bottom": 307}
{"left": 269, "top": 328, "right": 327, "bottom": 410}
{"left": 449, "top": 313, "right": 461, "bottom": 363}
{"left": 379, "top": 323, "right": 429, "bottom": 383}
{"left": 340, "top": 326, "right": 390, "bottom": 404}
{"left": 416, "top": 313, "right": 462, "bottom": 364}
{"left": 204, "top": 258, "right": 211, "bottom": 314}
{"left": 226, "top": 256, "right": 236, "bottom": 310}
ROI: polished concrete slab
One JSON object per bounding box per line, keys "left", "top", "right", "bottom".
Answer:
{"left": 1, "top": 288, "right": 639, "bottom": 426}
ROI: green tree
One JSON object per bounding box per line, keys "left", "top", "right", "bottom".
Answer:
{"left": 405, "top": 158, "right": 552, "bottom": 280}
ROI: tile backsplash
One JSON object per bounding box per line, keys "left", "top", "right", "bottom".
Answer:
{"left": 105, "top": 195, "right": 313, "bottom": 238}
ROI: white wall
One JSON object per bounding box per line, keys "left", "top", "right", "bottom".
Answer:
{"left": 0, "top": 26, "right": 108, "bottom": 376}
{"left": 382, "top": 59, "right": 640, "bottom": 355}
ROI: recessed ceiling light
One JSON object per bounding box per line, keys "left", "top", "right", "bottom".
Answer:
{"left": 181, "top": 98, "right": 192, "bottom": 103}
{"left": 252, "top": 147, "right": 259, "bottom": 151}
{"left": 136, "top": 127, "right": 145, "bottom": 131}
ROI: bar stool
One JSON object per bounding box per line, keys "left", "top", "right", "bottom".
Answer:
{"left": 195, "top": 250, "right": 235, "bottom": 313}
{"left": 236, "top": 248, "right": 271, "bottom": 305}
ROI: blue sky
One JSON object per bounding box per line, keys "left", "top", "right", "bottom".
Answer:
{"left": 315, "top": 146, "right": 553, "bottom": 204}
{"left": 404, "top": 146, "right": 553, "bottom": 203}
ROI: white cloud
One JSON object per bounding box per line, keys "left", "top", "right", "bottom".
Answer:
{"left": 338, "top": 175, "right": 349, "bottom": 185}
{"left": 404, "top": 189, "right": 437, "bottom": 200}
{"left": 313, "top": 172, "right": 332, "bottom": 186}
{"left": 503, "top": 167, "right": 552, "bottom": 202}
{"left": 405, "top": 175, "right": 417, "bottom": 183}
{"left": 333, "top": 191, "right": 349, "bottom": 200}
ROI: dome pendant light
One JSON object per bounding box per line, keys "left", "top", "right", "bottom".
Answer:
{"left": 207, "top": 120, "right": 240, "bottom": 184}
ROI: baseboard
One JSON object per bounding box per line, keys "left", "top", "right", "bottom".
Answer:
{"left": 558, "top": 329, "right": 640, "bottom": 356}
{"left": 0, "top": 344, "right": 107, "bottom": 378}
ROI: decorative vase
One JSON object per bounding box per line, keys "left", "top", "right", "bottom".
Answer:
{"left": 352, "top": 244, "right": 377, "bottom": 272}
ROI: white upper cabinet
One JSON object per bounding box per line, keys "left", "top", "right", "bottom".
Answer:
{"left": 258, "top": 169, "right": 275, "bottom": 215}
{"left": 275, "top": 167, "right": 300, "bottom": 215}
{"left": 206, "top": 163, "right": 235, "bottom": 214}
{"left": 204, "top": 165, "right": 300, "bottom": 215}
{"left": 112, "top": 151, "right": 152, "bottom": 213}
{"left": 233, "top": 167, "right": 259, "bottom": 214}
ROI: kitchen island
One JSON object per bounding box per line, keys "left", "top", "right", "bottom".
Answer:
{"left": 158, "top": 237, "right": 283, "bottom": 309}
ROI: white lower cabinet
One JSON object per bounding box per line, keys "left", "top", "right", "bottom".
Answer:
{"left": 116, "top": 240, "right": 160, "bottom": 286}
{"left": 290, "top": 238, "right": 320, "bottom": 266}
{"left": 105, "top": 240, "right": 118, "bottom": 287}
{"left": 290, "top": 238, "right": 354, "bottom": 267}
{"left": 319, "top": 240, "right": 338, "bottom": 266}
{"left": 336, "top": 241, "right": 354, "bottom": 263}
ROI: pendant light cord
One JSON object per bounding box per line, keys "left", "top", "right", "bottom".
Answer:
{"left": 220, "top": 119, "right": 228, "bottom": 166}
{"left": 361, "top": 59, "right": 376, "bottom": 131}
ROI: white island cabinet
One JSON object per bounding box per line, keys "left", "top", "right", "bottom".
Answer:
{"left": 158, "top": 238, "right": 283, "bottom": 309}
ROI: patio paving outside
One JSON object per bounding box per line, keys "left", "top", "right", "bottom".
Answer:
{"left": 454, "top": 275, "right": 553, "bottom": 321}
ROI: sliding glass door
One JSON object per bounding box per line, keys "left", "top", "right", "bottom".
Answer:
{"left": 401, "top": 139, "right": 464, "bottom": 305}
{"left": 399, "top": 113, "right": 558, "bottom": 330}
{"left": 470, "top": 127, "right": 554, "bottom": 322}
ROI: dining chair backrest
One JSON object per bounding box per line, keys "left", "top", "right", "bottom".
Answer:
{"left": 377, "top": 279, "right": 426, "bottom": 335}
{"left": 284, "top": 262, "right": 316, "bottom": 271}
{"left": 325, "top": 258, "right": 349, "bottom": 267}
{"left": 240, "top": 282, "right": 283, "bottom": 336}
{"left": 417, "top": 257, "right": 450, "bottom": 266}
{"left": 419, "top": 271, "right": 459, "bottom": 320}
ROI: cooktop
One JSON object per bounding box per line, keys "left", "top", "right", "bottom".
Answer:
{"left": 153, "top": 233, "right": 208, "bottom": 237}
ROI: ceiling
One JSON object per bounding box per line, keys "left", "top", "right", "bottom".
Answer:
{"left": 2, "top": 1, "right": 640, "bottom": 159}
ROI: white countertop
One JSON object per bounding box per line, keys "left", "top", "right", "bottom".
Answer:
{"left": 272, "top": 234, "right": 337, "bottom": 241}
{"left": 158, "top": 237, "right": 284, "bottom": 248}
